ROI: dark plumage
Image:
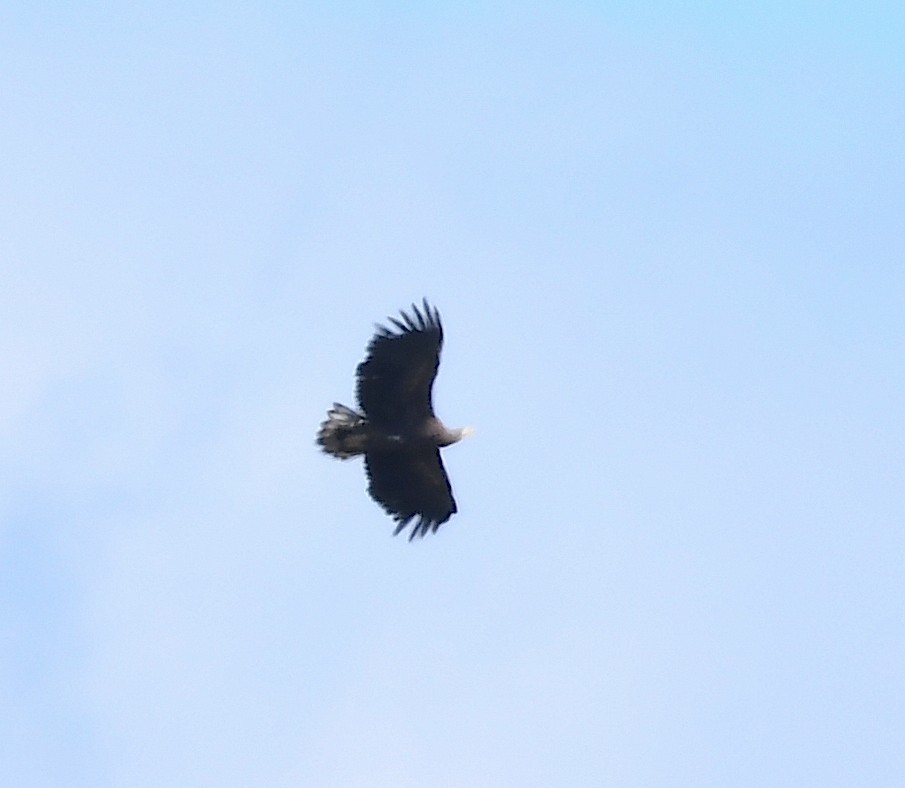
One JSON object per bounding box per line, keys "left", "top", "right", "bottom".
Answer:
{"left": 317, "top": 299, "right": 471, "bottom": 539}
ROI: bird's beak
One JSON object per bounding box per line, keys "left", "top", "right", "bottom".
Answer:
{"left": 461, "top": 426, "right": 476, "bottom": 439}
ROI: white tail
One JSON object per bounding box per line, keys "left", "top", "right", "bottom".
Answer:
{"left": 316, "top": 403, "right": 368, "bottom": 459}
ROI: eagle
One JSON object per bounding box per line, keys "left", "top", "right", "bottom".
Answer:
{"left": 317, "top": 299, "right": 472, "bottom": 539}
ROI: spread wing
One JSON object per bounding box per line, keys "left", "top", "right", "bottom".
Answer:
{"left": 356, "top": 299, "right": 443, "bottom": 426}
{"left": 365, "top": 447, "right": 457, "bottom": 540}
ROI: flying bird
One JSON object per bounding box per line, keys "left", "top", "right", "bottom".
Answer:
{"left": 317, "top": 299, "right": 472, "bottom": 539}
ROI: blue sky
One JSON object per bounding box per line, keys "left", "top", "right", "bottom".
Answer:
{"left": 2, "top": 3, "right": 904, "bottom": 786}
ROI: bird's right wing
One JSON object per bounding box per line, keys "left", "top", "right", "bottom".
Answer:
{"left": 356, "top": 299, "right": 443, "bottom": 424}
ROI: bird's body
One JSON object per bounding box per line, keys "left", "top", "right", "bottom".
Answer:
{"left": 317, "top": 300, "right": 470, "bottom": 539}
